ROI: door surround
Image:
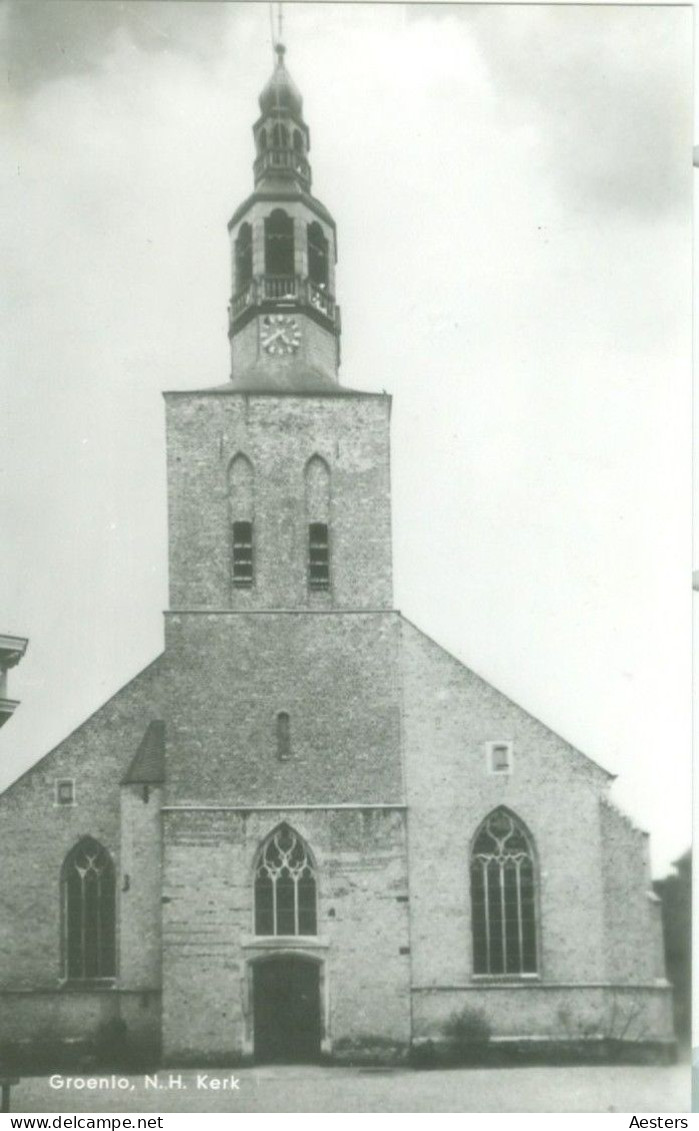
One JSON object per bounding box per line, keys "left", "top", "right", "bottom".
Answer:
{"left": 241, "top": 938, "right": 331, "bottom": 1059}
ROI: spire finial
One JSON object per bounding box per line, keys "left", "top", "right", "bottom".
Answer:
{"left": 269, "top": 2, "right": 285, "bottom": 63}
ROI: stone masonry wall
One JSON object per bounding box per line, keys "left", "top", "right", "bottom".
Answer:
{"left": 0, "top": 658, "right": 164, "bottom": 993}
{"left": 230, "top": 313, "right": 338, "bottom": 385}
{"left": 412, "top": 984, "right": 674, "bottom": 1045}
{"left": 599, "top": 798, "right": 667, "bottom": 986}
{"left": 163, "top": 611, "right": 403, "bottom": 805}
{"left": 400, "top": 619, "right": 615, "bottom": 998}
{"left": 161, "top": 807, "right": 411, "bottom": 1062}
{"left": 119, "top": 784, "right": 164, "bottom": 992}
{"left": 164, "top": 391, "right": 392, "bottom": 611}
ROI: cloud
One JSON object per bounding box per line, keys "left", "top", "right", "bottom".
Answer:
{"left": 410, "top": 4, "right": 691, "bottom": 221}
{"left": 4, "top": 0, "right": 235, "bottom": 94}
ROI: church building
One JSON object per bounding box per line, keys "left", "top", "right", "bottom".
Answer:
{"left": 0, "top": 46, "right": 673, "bottom": 1066}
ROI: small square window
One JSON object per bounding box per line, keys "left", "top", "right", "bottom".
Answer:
{"left": 56, "top": 779, "right": 75, "bottom": 806}
{"left": 486, "top": 742, "right": 513, "bottom": 775}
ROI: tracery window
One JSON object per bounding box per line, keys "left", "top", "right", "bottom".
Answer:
{"left": 470, "top": 808, "right": 537, "bottom": 976}
{"left": 254, "top": 825, "right": 317, "bottom": 936}
{"left": 62, "top": 837, "right": 116, "bottom": 980}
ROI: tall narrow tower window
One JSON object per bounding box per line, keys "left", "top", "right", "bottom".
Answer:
{"left": 265, "top": 209, "right": 294, "bottom": 276}
{"left": 305, "top": 455, "right": 331, "bottom": 591}
{"left": 272, "top": 123, "right": 289, "bottom": 148}
{"left": 229, "top": 453, "right": 255, "bottom": 591}
{"left": 308, "top": 523, "right": 330, "bottom": 590}
{"left": 307, "top": 222, "right": 329, "bottom": 289}
{"left": 293, "top": 129, "right": 303, "bottom": 153}
{"left": 276, "top": 711, "right": 291, "bottom": 760}
{"left": 232, "top": 521, "right": 254, "bottom": 587}
{"left": 234, "top": 223, "right": 253, "bottom": 293}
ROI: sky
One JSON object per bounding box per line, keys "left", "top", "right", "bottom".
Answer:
{"left": 0, "top": 1, "right": 692, "bottom": 876}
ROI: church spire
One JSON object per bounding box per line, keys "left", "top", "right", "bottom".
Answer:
{"left": 226, "top": 40, "right": 341, "bottom": 392}
{"left": 252, "top": 42, "right": 312, "bottom": 193}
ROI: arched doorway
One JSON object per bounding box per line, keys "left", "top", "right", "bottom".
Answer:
{"left": 252, "top": 955, "right": 321, "bottom": 1063}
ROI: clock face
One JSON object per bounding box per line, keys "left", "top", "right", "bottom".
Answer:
{"left": 261, "top": 314, "right": 301, "bottom": 356}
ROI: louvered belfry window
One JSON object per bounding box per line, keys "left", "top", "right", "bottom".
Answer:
{"left": 307, "top": 222, "right": 329, "bottom": 288}
{"left": 470, "top": 808, "right": 537, "bottom": 976}
{"left": 254, "top": 825, "right": 317, "bottom": 937}
{"left": 234, "top": 222, "right": 253, "bottom": 293}
{"left": 62, "top": 837, "right": 116, "bottom": 980}
{"left": 308, "top": 523, "right": 330, "bottom": 590}
{"left": 232, "top": 521, "right": 254, "bottom": 588}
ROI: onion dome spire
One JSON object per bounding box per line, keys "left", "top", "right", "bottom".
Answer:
{"left": 259, "top": 43, "right": 303, "bottom": 117}
{"left": 252, "top": 43, "right": 311, "bottom": 192}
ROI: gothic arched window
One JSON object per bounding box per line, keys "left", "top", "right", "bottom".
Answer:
{"left": 265, "top": 209, "right": 294, "bottom": 277}
{"left": 234, "top": 223, "right": 253, "bottom": 293}
{"left": 304, "top": 455, "right": 330, "bottom": 590}
{"left": 62, "top": 837, "right": 116, "bottom": 980}
{"left": 229, "top": 453, "right": 254, "bottom": 588}
{"left": 254, "top": 824, "right": 317, "bottom": 937}
{"left": 259, "top": 128, "right": 268, "bottom": 151}
{"left": 293, "top": 129, "right": 303, "bottom": 153}
{"left": 307, "top": 222, "right": 329, "bottom": 289}
{"left": 470, "top": 808, "right": 538, "bottom": 976}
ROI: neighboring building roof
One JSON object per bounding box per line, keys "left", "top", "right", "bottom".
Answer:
{"left": 0, "top": 634, "right": 28, "bottom": 729}
{"left": 0, "top": 634, "right": 28, "bottom": 671}
{"left": 122, "top": 720, "right": 165, "bottom": 785}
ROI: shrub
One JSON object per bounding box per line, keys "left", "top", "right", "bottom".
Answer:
{"left": 442, "top": 1007, "right": 491, "bottom": 1064}
{"left": 93, "top": 1019, "right": 131, "bottom": 1068}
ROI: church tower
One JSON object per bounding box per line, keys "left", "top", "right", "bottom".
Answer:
{"left": 158, "top": 49, "right": 409, "bottom": 1060}
{"left": 164, "top": 43, "right": 392, "bottom": 615}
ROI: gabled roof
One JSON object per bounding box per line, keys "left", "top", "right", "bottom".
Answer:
{"left": 122, "top": 720, "right": 165, "bottom": 785}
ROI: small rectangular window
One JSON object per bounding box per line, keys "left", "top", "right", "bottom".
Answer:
{"left": 232, "top": 521, "right": 253, "bottom": 588}
{"left": 486, "top": 741, "right": 513, "bottom": 775}
{"left": 276, "top": 712, "right": 291, "bottom": 761}
{"left": 308, "top": 522, "right": 330, "bottom": 590}
{"left": 56, "top": 779, "right": 75, "bottom": 806}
